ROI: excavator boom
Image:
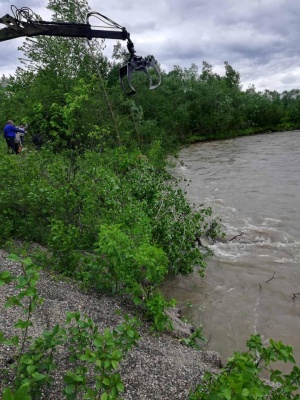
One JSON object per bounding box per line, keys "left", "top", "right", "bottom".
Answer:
{"left": 0, "top": 15, "right": 129, "bottom": 42}
{"left": 0, "top": 6, "right": 161, "bottom": 94}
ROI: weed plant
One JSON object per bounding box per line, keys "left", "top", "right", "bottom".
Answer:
{"left": 0, "top": 255, "right": 140, "bottom": 399}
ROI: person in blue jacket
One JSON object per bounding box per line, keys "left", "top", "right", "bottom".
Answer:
{"left": 3, "top": 120, "right": 25, "bottom": 154}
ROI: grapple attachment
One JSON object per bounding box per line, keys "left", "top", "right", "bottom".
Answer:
{"left": 119, "top": 40, "right": 161, "bottom": 95}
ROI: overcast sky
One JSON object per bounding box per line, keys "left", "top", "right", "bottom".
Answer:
{"left": 1, "top": 0, "right": 300, "bottom": 93}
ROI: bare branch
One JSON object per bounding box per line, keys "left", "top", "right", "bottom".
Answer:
{"left": 265, "top": 272, "right": 282, "bottom": 283}
{"left": 228, "top": 232, "right": 244, "bottom": 241}
{"left": 292, "top": 292, "right": 300, "bottom": 302}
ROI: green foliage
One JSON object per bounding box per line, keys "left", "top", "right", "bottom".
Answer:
{"left": 62, "top": 312, "right": 139, "bottom": 399}
{"left": 144, "top": 293, "right": 176, "bottom": 332}
{"left": 0, "top": 139, "right": 222, "bottom": 334}
{"left": 149, "top": 188, "right": 221, "bottom": 275}
{"left": 89, "top": 223, "right": 173, "bottom": 331}
{"left": 0, "top": 255, "right": 140, "bottom": 399}
{"left": 147, "top": 139, "right": 166, "bottom": 169}
{"left": 47, "top": 219, "right": 82, "bottom": 273}
{"left": 91, "top": 223, "right": 136, "bottom": 293}
{"left": 2, "top": 18, "right": 300, "bottom": 153}
{"left": 2, "top": 255, "right": 42, "bottom": 352}
{"left": 179, "top": 326, "right": 206, "bottom": 350}
{"left": 0, "top": 144, "right": 213, "bottom": 278}
{"left": 189, "top": 334, "right": 300, "bottom": 399}
{"left": 2, "top": 384, "right": 31, "bottom": 400}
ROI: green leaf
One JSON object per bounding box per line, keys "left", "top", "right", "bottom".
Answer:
{"left": 5, "top": 297, "right": 21, "bottom": 308}
{"left": 2, "top": 388, "right": 14, "bottom": 400}
{"left": 11, "top": 335, "right": 19, "bottom": 346}
{"left": 63, "top": 375, "right": 75, "bottom": 384}
{"left": 241, "top": 388, "right": 250, "bottom": 397}
{"left": 26, "top": 365, "right": 36, "bottom": 374}
{"left": 116, "top": 382, "right": 124, "bottom": 392}
{"left": 3, "top": 383, "right": 32, "bottom": 400}
{"left": 251, "top": 386, "right": 267, "bottom": 398}
{"left": 21, "top": 355, "right": 34, "bottom": 365}
{"left": 221, "top": 388, "right": 232, "bottom": 400}
{"left": 14, "top": 384, "right": 31, "bottom": 400}
{"left": 32, "top": 372, "right": 46, "bottom": 381}
{"left": 65, "top": 384, "right": 75, "bottom": 394}
{"left": 8, "top": 254, "right": 21, "bottom": 262}
{"left": 83, "top": 388, "right": 97, "bottom": 399}
{"left": 103, "top": 377, "right": 111, "bottom": 386}
{"left": 0, "top": 271, "right": 13, "bottom": 286}
{"left": 24, "top": 288, "right": 36, "bottom": 297}
{"left": 94, "top": 338, "right": 103, "bottom": 347}
{"left": 127, "top": 329, "right": 135, "bottom": 338}
{"left": 14, "top": 320, "right": 33, "bottom": 329}
{"left": 0, "top": 331, "right": 6, "bottom": 343}
{"left": 22, "top": 257, "right": 34, "bottom": 267}
{"left": 73, "top": 374, "right": 84, "bottom": 382}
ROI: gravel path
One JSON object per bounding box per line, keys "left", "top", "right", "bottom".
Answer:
{"left": 0, "top": 248, "right": 221, "bottom": 399}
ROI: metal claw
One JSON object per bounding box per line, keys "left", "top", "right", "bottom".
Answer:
{"left": 145, "top": 56, "right": 161, "bottom": 90}
{"left": 119, "top": 53, "right": 161, "bottom": 95}
{"left": 119, "top": 63, "right": 136, "bottom": 95}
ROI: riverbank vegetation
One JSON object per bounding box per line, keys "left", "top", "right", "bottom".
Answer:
{"left": 190, "top": 334, "right": 300, "bottom": 399}
{"left": 1, "top": 0, "right": 300, "bottom": 398}
{"left": 0, "top": 143, "right": 220, "bottom": 329}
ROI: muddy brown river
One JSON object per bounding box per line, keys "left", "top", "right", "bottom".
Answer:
{"left": 162, "top": 130, "right": 300, "bottom": 368}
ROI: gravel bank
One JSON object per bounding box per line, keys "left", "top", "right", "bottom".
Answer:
{"left": 0, "top": 248, "right": 222, "bottom": 399}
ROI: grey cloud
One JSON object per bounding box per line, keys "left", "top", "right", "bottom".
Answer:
{"left": 0, "top": 38, "right": 23, "bottom": 75}
{"left": 1, "top": 0, "right": 300, "bottom": 92}
{"left": 126, "top": 20, "right": 159, "bottom": 34}
{"left": 0, "top": 1, "right": 46, "bottom": 13}
{"left": 281, "top": 73, "right": 300, "bottom": 86}
{"left": 157, "top": 38, "right": 205, "bottom": 60}
{"left": 220, "top": 36, "right": 286, "bottom": 61}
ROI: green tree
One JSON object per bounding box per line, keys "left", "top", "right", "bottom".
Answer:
{"left": 13, "top": 0, "right": 116, "bottom": 147}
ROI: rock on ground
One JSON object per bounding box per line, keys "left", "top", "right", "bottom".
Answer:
{"left": 0, "top": 248, "right": 221, "bottom": 399}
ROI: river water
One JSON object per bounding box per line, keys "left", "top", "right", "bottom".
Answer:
{"left": 162, "top": 130, "right": 300, "bottom": 367}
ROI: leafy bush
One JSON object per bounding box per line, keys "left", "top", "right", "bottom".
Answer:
{"left": 0, "top": 254, "right": 140, "bottom": 400}
{"left": 87, "top": 223, "right": 173, "bottom": 331}
{"left": 0, "top": 146, "right": 216, "bottom": 278}
{"left": 0, "top": 144, "right": 222, "bottom": 331}
{"left": 190, "top": 334, "right": 300, "bottom": 399}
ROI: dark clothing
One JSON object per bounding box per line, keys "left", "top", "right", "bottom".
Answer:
{"left": 6, "top": 137, "right": 15, "bottom": 153}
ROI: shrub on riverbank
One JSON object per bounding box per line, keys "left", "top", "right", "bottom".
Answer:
{"left": 190, "top": 334, "right": 300, "bottom": 399}
{"left": 0, "top": 143, "right": 222, "bottom": 330}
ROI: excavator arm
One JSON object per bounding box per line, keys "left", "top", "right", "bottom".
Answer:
{"left": 0, "top": 6, "right": 161, "bottom": 95}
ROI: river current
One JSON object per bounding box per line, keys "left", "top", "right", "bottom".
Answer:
{"left": 162, "top": 130, "right": 300, "bottom": 367}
